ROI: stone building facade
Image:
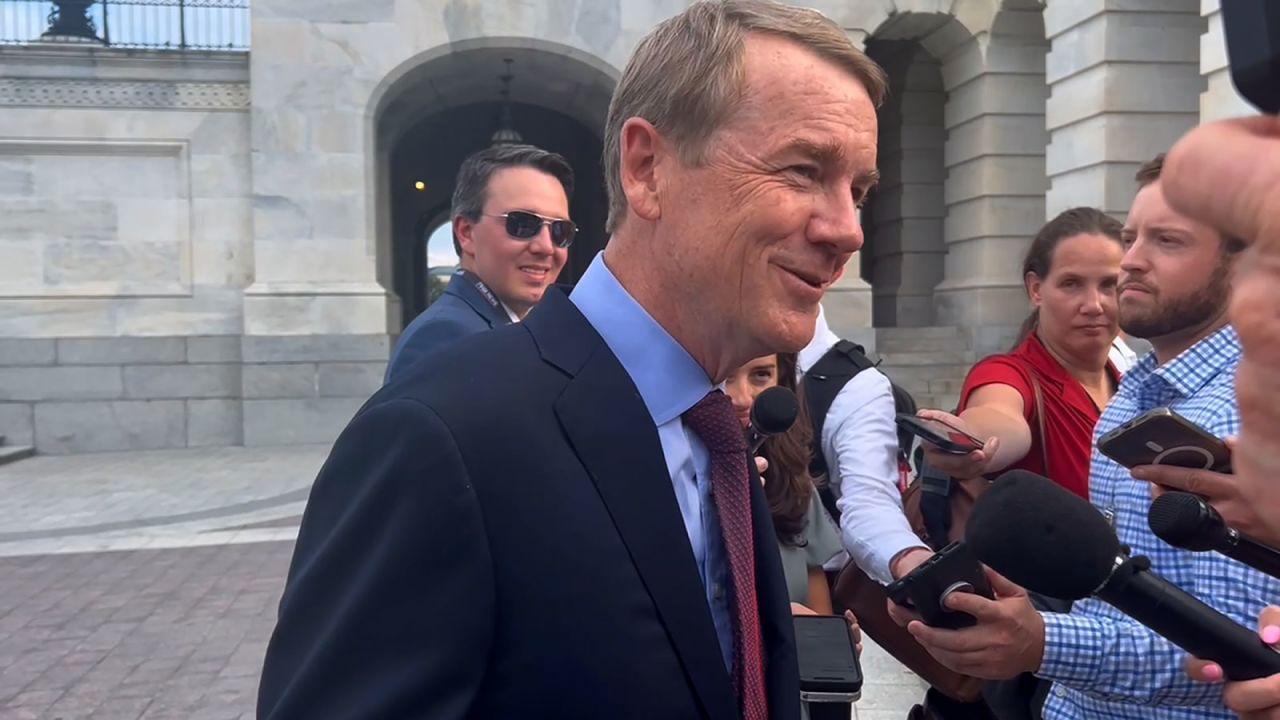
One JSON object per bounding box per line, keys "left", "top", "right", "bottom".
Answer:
{"left": 0, "top": 0, "right": 1257, "bottom": 455}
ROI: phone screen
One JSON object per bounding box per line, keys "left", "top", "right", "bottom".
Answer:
{"left": 793, "top": 615, "right": 861, "bottom": 693}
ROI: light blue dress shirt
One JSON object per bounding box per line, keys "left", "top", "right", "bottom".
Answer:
{"left": 569, "top": 252, "right": 735, "bottom": 672}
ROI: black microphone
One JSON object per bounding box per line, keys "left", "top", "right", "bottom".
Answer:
{"left": 746, "top": 386, "right": 798, "bottom": 454}
{"left": 1149, "top": 491, "right": 1280, "bottom": 581}
{"left": 965, "top": 470, "right": 1280, "bottom": 681}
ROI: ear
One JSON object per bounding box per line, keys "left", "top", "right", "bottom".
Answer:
{"left": 455, "top": 215, "right": 477, "bottom": 259}
{"left": 618, "top": 117, "right": 665, "bottom": 223}
{"left": 1026, "top": 271, "right": 1043, "bottom": 307}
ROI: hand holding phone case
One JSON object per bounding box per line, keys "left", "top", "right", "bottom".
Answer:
{"left": 885, "top": 541, "right": 994, "bottom": 630}
{"left": 1097, "top": 407, "right": 1232, "bottom": 472}
{"left": 896, "top": 414, "right": 983, "bottom": 455}
{"left": 794, "top": 614, "right": 862, "bottom": 699}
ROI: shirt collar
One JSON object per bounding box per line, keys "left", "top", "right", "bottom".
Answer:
{"left": 568, "top": 253, "right": 713, "bottom": 424}
{"left": 798, "top": 304, "right": 840, "bottom": 374}
{"left": 500, "top": 301, "right": 522, "bottom": 324}
{"left": 1119, "top": 325, "right": 1240, "bottom": 399}
{"left": 1155, "top": 325, "right": 1241, "bottom": 397}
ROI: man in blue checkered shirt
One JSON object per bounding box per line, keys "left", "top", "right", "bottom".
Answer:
{"left": 894, "top": 154, "right": 1280, "bottom": 719}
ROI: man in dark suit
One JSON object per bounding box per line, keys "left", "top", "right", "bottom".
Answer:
{"left": 257, "top": 1, "right": 886, "bottom": 718}
{"left": 384, "top": 144, "right": 576, "bottom": 382}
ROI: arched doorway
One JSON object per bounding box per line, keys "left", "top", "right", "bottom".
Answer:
{"left": 373, "top": 45, "right": 617, "bottom": 330}
{"left": 861, "top": 2, "right": 1049, "bottom": 335}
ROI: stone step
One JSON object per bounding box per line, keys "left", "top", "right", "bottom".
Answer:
{"left": 874, "top": 364, "right": 972, "bottom": 384}
{"left": 876, "top": 326, "right": 966, "bottom": 340}
{"left": 926, "top": 378, "right": 967, "bottom": 396}
{"left": 882, "top": 371, "right": 969, "bottom": 397}
{"left": 0, "top": 445, "right": 34, "bottom": 467}
{"left": 874, "top": 351, "right": 976, "bottom": 367}
{"left": 909, "top": 394, "right": 961, "bottom": 412}
{"left": 876, "top": 334, "right": 972, "bottom": 353}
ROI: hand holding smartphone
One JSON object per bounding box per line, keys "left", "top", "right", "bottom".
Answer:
{"left": 896, "top": 413, "right": 985, "bottom": 456}
{"left": 794, "top": 614, "right": 862, "bottom": 703}
{"left": 885, "top": 541, "right": 995, "bottom": 630}
{"left": 1097, "top": 407, "right": 1232, "bottom": 473}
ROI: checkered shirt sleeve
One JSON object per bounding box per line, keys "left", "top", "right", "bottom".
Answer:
{"left": 1036, "top": 327, "right": 1280, "bottom": 719}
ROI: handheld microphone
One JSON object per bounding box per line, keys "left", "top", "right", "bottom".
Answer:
{"left": 965, "top": 470, "right": 1280, "bottom": 681}
{"left": 1149, "top": 491, "right": 1280, "bottom": 581}
{"left": 746, "top": 386, "right": 798, "bottom": 454}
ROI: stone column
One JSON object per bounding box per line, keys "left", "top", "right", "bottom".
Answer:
{"left": 240, "top": 2, "right": 443, "bottom": 443}
{"left": 824, "top": 248, "right": 875, "bottom": 351}
{"left": 932, "top": 10, "right": 1048, "bottom": 338}
{"left": 1200, "top": 0, "right": 1256, "bottom": 122}
{"left": 1044, "top": 0, "right": 1203, "bottom": 217}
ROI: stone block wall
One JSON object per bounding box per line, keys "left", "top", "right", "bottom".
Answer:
{"left": 240, "top": 335, "right": 388, "bottom": 447}
{"left": 0, "top": 46, "right": 252, "bottom": 340}
{"left": 0, "top": 336, "right": 386, "bottom": 454}
{"left": 0, "top": 337, "right": 240, "bottom": 454}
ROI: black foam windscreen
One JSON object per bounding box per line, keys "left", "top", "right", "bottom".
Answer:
{"left": 750, "top": 386, "right": 798, "bottom": 436}
{"left": 1148, "top": 492, "right": 1224, "bottom": 552}
{"left": 965, "top": 470, "right": 1120, "bottom": 600}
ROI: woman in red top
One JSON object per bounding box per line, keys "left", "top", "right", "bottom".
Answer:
{"left": 919, "top": 207, "right": 1125, "bottom": 499}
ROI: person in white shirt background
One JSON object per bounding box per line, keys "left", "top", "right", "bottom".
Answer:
{"left": 798, "top": 305, "right": 932, "bottom": 585}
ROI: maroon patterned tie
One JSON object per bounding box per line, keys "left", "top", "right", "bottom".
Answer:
{"left": 683, "top": 390, "right": 769, "bottom": 720}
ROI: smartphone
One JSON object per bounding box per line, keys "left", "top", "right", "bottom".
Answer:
{"left": 885, "top": 541, "right": 994, "bottom": 630}
{"left": 1096, "top": 407, "right": 1232, "bottom": 473}
{"left": 793, "top": 614, "right": 862, "bottom": 703}
{"left": 896, "top": 413, "right": 984, "bottom": 455}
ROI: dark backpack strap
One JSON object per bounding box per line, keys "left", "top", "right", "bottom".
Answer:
{"left": 803, "top": 340, "right": 874, "bottom": 524}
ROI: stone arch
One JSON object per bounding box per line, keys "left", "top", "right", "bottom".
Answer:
{"left": 860, "top": 0, "right": 1047, "bottom": 342}
{"left": 366, "top": 41, "right": 617, "bottom": 329}
{"left": 245, "top": 1, "right": 632, "bottom": 336}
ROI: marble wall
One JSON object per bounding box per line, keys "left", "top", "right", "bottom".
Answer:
{"left": 0, "top": 45, "right": 252, "bottom": 339}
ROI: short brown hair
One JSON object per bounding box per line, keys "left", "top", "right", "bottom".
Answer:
{"left": 1134, "top": 152, "right": 1245, "bottom": 253}
{"left": 1135, "top": 153, "right": 1165, "bottom": 188}
{"left": 602, "top": 0, "right": 887, "bottom": 232}
{"left": 450, "top": 144, "right": 574, "bottom": 256}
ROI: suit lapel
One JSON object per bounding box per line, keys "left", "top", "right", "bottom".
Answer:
{"left": 749, "top": 453, "right": 801, "bottom": 718}
{"left": 446, "top": 273, "right": 510, "bottom": 328}
{"left": 528, "top": 293, "right": 736, "bottom": 720}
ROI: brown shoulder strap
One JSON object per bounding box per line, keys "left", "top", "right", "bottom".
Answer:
{"left": 1026, "top": 370, "right": 1050, "bottom": 471}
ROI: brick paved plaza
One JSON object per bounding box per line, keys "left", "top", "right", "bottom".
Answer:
{"left": 1, "top": 543, "right": 290, "bottom": 720}
{"left": 0, "top": 447, "right": 925, "bottom": 719}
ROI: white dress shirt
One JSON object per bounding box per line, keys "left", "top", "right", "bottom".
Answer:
{"left": 799, "top": 306, "right": 924, "bottom": 585}
{"left": 1109, "top": 335, "right": 1139, "bottom": 375}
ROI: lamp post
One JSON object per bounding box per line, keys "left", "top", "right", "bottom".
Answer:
{"left": 42, "top": 1, "right": 101, "bottom": 44}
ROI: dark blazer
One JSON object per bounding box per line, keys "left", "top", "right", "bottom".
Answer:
{"left": 258, "top": 289, "right": 800, "bottom": 720}
{"left": 385, "top": 272, "right": 510, "bottom": 382}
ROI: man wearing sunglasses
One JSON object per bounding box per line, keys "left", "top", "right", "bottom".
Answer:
{"left": 385, "top": 143, "right": 576, "bottom": 381}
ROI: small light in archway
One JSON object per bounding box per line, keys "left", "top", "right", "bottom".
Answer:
{"left": 414, "top": 181, "right": 426, "bottom": 191}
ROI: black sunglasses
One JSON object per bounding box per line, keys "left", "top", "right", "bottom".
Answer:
{"left": 485, "top": 211, "right": 577, "bottom": 249}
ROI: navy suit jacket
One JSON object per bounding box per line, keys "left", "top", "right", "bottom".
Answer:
{"left": 385, "top": 273, "right": 509, "bottom": 382}
{"left": 258, "top": 289, "right": 801, "bottom": 720}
